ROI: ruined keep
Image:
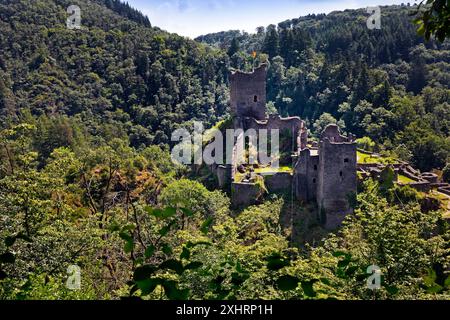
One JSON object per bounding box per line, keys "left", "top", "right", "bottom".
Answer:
{"left": 296, "top": 126, "right": 357, "bottom": 229}
{"left": 230, "top": 64, "right": 267, "bottom": 120}
{"left": 222, "top": 64, "right": 357, "bottom": 230}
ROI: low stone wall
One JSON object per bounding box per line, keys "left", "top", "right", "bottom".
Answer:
{"left": 404, "top": 165, "right": 420, "bottom": 176}
{"left": 358, "top": 162, "right": 411, "bottom": 172}
{"left": 438, "top": 186, "right": 450, "bottom": 197}
{"left": 398, "top": 167, "right": 421, "bottom": 181}
{"left": 264, "top": 172, "right": 292, "bottom": 193}
{"left": 431, "top": 183, "right": 449, "bottom": 188}
{"left": 421, "top": 172, "right": 439, "bottom": 183}
{"left": 231, "top": 182, "right": 260, "bottom": 208}
{"left": 357, "top": 163, "right": 382, "bottom": 171}
{"left": 404, "top": 181, "right": 431, "bottom": 192}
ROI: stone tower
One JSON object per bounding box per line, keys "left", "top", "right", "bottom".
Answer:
{"left": 316, "top": 125, "right": 357, "bottom": 229}
{"left": 229, "top": 64, "right": 267, "bottom": 120}
{"left": 223, "top": 65, "right": 357, "bottom": 230}
{"left": 295, "top": 148, "right": 319, "bottom": 203}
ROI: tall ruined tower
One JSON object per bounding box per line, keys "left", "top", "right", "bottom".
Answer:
{"left": 316, "top": 125, "right": 357, "bottom": 229}
{"left": 226, "top": 65, "right": 357, "bottom": 230}
{"left": 229, "top": 64, "right": 267, "bottom": 120}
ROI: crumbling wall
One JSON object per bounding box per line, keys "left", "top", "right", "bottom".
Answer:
{"left": 299, "top": 128, "right": 308, "bottom": 151}
{"left": 230, "top": 64, "right": 267, "bottom": 120}
{"left": 321, "top": 124, "right": 354, "bottom": 143}
{"left": 231, "top": 182, "right": 260, "bottom": 207}
{"left": 264, "top": 172, "right": 292, "bottom": 193}
{"left": 244, "top": 114, "right": 304, "bottom": 154}
{"left": 421, "top": 172, "right": 438, "bottom": 183}
{"left": 244, "top": 114, "right": 303, "bottom": 132}
{"left": 399, "top": 167, "right": 421, "bottom": 181}
{"left": 438, "top": 186, "right": 450, "bottom": 196}
{"left": 406, "top": 181, "right": 431, "bottom": 192}
{"left": 216, "top": 165, "right": 229, "bottom": 188}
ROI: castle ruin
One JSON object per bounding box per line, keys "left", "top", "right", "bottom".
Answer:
{"left": 217, "top": 64, "right": 357, "bottom": 230}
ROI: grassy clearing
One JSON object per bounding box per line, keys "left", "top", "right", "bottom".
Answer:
{"left": 397, "top": 174, "right": 416, "bottom": 184}
{"left": 254, "top": 166, "right": 292, "bottom": 174}
{"left": 357, "top": 151, "right": 397, "bottom": 164}
{"left": 234, "top": 165, "right": 293, "bottom": 182}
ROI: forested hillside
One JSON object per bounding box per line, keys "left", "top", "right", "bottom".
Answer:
{"left": 0, "top": 1, "right": 449, "bottom": 300}
{"left": 0, "top": 0, "right": 229, "bottom": 148}
{"left": 197, "top": 5, "right": 450, "bottom": 171}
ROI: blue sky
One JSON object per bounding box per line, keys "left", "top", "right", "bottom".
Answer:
{"left": 126, "top": 0, "right": 410, "bottom": 38}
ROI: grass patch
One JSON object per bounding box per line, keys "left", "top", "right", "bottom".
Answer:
{"left": 234, "top": 165, "right": 293, "bottom": 182}
{"left": 397, "top": 174, "right": 416, "bottom": 184}
{"left": 254, "top": 166, "right": 292, "bottom": 174}
{"left": 357, "top": 151, "right": 397, "bottom": 164}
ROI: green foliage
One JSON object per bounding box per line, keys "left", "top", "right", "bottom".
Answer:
{"left": 414, "top": 0, "right": 450, "bottom": 42}
{"left": 0, "top": 2, "right": 448, "bottom": 301}
{"left": 443, "top": 163, "right": 450, "bottom": 183}
{"left": 119, "top": 205, "right": 211, "bottom": 300}
{"left": 198, "top": 7, "right": 450, "bottom": 172}
{"left": 313, "top": 113, "right": 338, "bottom": 136}
{"left": 0, "top": 0, "right": 230, "bottom": 147}
{"left": 276, "top": 275, "right": 299, "bottom": 291}
{"left": 324, "top": 179, "right": 448, "bottom": 299}
{"left": 0, "top": 128, "right": 447, "bottom": 300}
{"left": 356, "top": 137, "right": 376, "bottom": 152}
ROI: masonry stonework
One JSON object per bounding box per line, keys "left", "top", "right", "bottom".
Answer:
{"left": 315, "top": 126, "right": 357, "bottom": 229}
{"left": 230, "top": 64, "right": 267, "bottom": 120}
{"left": 222, "top": 65, "right": 357, "bottom": 229}
{"left": 294, "top": 149, "right": 319, "bottom": 202}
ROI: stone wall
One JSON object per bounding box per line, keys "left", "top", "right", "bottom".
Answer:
{"left": 231, "top": 182, "right": 260, "bottom": 207}
{"left": 357, "top": 163, "right": 384, "bottom": 171}
{"left": 406, "top": 181, "right": 431, "bottom": 192}
{"left": 243, "top": 114, "right": 304, "bottom": 153}
{"left": 317, "top": 137, "right": 357, "bottom": 230}
{"left": 438, "top": 186, "right": 450, "bottom": 196}
{"left": 230, "top": 64, "right": 267, "bottom": 120}
{"left": 421, "top": 172, "right": 438, "bottom": 183}
{"left": 264, "top": 172, "right": 292, "bottom": 193}
{"left": 398, "top": 167, "right": 421, "bottom": 181}
{"left": 431, "top": 183, "right": 449, "bottom": 188}
{"left": 244, "top": 114, "right": 304, "bottom": 132}
{"left": 216, "top": 165, "right": 229, "bottom": 188}
{"left": 321, "top": 124, "right": 353, "bottom": 143}
{"left": 294, "top": 149, "right": 319, "bottom": 202}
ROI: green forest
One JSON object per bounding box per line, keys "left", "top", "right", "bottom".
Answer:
{"left": 0, "top": 0, "right": 449, "bottom": 300}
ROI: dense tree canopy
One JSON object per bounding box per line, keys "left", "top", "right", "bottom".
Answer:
{"left": 0, "top": 0, "right": 230, "bottom": 149}
{"left": 0, "top": 1, "right": 449, "bottom": 300}
{"left": 197, "top": 5, "right": 450, "bottom": 171}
